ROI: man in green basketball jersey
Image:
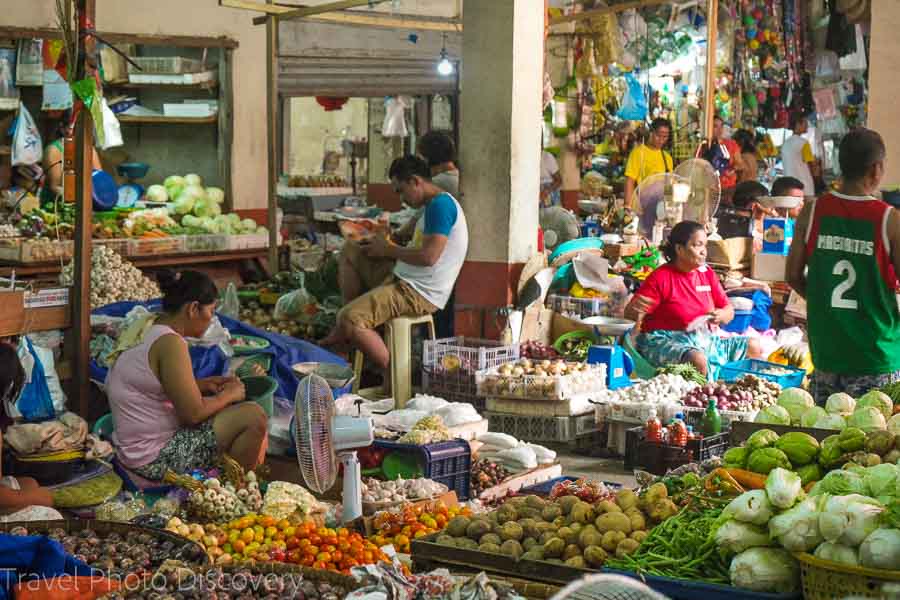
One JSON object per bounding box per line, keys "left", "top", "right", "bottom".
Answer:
{"left": 787, "top": 129, "right": 900, "bottom": 404}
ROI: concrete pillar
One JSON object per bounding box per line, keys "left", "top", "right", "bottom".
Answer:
{"left": 869, "top": 0, "right": 900, "bottom": 186}
{"left": 455, "top": 0, "right": 545, "bottom": 336}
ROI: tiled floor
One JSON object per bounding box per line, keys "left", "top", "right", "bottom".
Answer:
{"left": 556, "top": 451, "right": 636, "bottom": 488}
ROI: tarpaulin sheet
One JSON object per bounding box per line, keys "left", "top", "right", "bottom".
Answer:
{"left": 0, "top": 534, "right": 94, "bottom": 600}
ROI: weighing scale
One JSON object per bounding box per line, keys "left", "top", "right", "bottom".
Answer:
{"left": 116, "top": 162, "right": 150, "bottom": 208}
{"left": 582, "top": 316, "right": 636, "bottom": 390}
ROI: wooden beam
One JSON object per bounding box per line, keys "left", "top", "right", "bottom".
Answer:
{"left": 549, "top": 0, "right": 671, "bottom": 25}
{"left": 272, "top": 0, "right": 391, "bottom": 21}
{"left": 266, "top": 3, "right": 280, "bottom": 271}
{"left": 0, "top": 26, "right": 238, "bottom": 48}
{"left": 703, "top": 0, "right": 718, "bottom": 139}
{"left": 243, "top": 0, "right": 458, "bottom": 29}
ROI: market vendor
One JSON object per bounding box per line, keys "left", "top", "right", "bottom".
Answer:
{"left": 733, "top": 129, "right": 760, "bottom": 184}
{"left": 0, "top": 343, "right": 59, "bottom": 520}
{"left": 624, "top": 220, "right": 763, "bottom": 377}
{"left": 623, "top": 118, "right": 674, "bottom": 212}
{"left": 770, "top": 176, "right": 805, "bottom": 218}
{"left": 326, "top": 155, "right": 468, "bottom": 380}
{"left": 106, "top": 270, "right": 268, "bottom": 480}
{"left": 787, "top": 128, "right": 900, "bottom": 403}
{"left": 41, "top": 112, "right": 103, "bottom": 204}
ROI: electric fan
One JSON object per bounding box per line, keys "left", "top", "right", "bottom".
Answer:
{"left": 294, "top": 374, "right": 374, "bottom": 522}
{"left": 549, "top": 574, "right": 670, "bottom": 600}
{"left": 540, "top": 206, "right": 581, "bottom": 249}
{"left": 634, "top": 172, "right": 690, "bottom": 237}
{"left": 674, "top": 158, "right": 722, "bottom": 225}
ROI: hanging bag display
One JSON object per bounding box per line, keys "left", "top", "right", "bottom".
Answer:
{"left": 10, "top": 102, "right": 42, "bottom": 167}
{"left": 616, "top": 71, "right": 647, "bottom": 121}
{"left": 7, "top": 338, "right": 57, "bottom": 423}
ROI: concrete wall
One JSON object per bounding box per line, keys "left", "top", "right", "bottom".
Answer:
{"left": 868, "top": 0, "right": 900, "bottom": 186}
{"left": 287, "top": 98, "right": 368, "bottom": 176}
{"left": 5, "top": 0, "right": 268, "bottom": 209}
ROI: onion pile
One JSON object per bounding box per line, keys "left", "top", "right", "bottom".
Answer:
{"left": 519, "top": 341, "right": 559, "bottom": 360}
{"left": 681, "top": 382, "right": 755, "bottom": 412}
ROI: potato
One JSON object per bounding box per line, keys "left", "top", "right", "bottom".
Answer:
{"left": 557, "top": 496, "right": 580, "bottom": 515}
{"left": 615, "top": 489, "right": 638, "bottom": 512}
{"left": 630, "top": 530, "right": 648, "bottom": 544}
{"left": 596, "top": 500, "right": 622, "bottom": 514}
{"left": 615, "top": 538, "right": 640, "bottom": 558}
{"left": 563, "top": 544, "right": 582, "bottom": 560}
{"left": 601, "top": 531, "right": 627, "bottom": 552}
{"left": 628, "top": 512, "right": 646, "bottom": 532}
{"left": 595, "top": 512, "right": 632, "bottom": 535}
{"left": 584, "top": 545, "right": 608, "bottom": 567}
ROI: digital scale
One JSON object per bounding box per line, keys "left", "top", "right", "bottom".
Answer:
{"left": 582, "top": 316, "right": 636, "bottom": 390}
{"left": 116, "top": 162, "right": 151, "bottom": 208}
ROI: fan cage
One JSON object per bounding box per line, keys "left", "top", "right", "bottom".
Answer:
{"left": 295, "top": 374, "right": 338, "bottom": 494}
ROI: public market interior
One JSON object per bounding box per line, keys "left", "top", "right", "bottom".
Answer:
{"left": 0, "top": 0, "right": 898, "bottom": 598}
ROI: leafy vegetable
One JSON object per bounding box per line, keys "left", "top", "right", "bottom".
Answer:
{"left": 826, "top": 392, "right": 856, "bottom": 416}
{"left": 206, "top": 187, "right": 225, "bottom": 205}
{"left": 814, "top": 541, "right": 859, "bottom": 566}
{"left": 184, "top": 173, "right": 203, "bottom": 187}
{"left": 715, "top": 520, "right": 772, "bottom": 555}
{"left": 145, "top": 184, "right": 168, "bottom": 204}
{"left": 777, "top": 388, "right": 814, "bottom": 424}
{"left": 848, "top": 407, "right": 888, "bottom": 432}
{"left": 814, "top": 413, "right": 847, "bottom": 431}
{"left": 729, "top": 547, "right": 800, "bottom": 594}
{"left": 768, "top": 497, "right": 823, "bottom": 552}
{"left": 857, "top": 390, "right": 894, "bottom": 420}
{"left": 865, "top": 463, "right": 900, "bottom": 497}
{"left": 795, "top": 463, "right": 822, "bottom": 486}
{"left": 755, "top": 405, "right": 791, "bottom": 425}
{"left": 859, "top": 528, "right": 900, "bottom": 570}
{"left": 801, "top": 406, "right": 828, "bottom": 428}
{"left": 819, "top": 494, "right": 884, "bottom": 546}
{"left": 889, "top": 414, "right": 900, "bottom": 437}
{"left": 723, "top": 490, "right": 774, "bottom": 525}
{"left": 812, "top": 470, "right": 867, "bottom": 496}
{"left": 765, "top": 468, "right": 802, "bottom": 509}
{"left": 164, "top": 175, "right": 187, "bottom": 200}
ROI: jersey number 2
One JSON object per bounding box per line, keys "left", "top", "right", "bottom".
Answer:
{"left": 831, "top": 260, "right": 858, "bottom": 310}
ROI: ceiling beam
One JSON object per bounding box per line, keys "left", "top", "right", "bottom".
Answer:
{"left": 220, "top": 0, "right": 460, "bottom": 30}
{"left": 549, "top": 0, "right": 672, "bottom": 25}
{"left": 271, "top": 0, "right": 392, "bottom": 21}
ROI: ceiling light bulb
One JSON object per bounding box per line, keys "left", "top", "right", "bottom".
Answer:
{"left": 437, "top": 57, "right": 454, "bottom": 76}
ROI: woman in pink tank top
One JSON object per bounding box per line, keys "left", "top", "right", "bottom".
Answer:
{"left": 106, "top": 270, "right": 268, "bottom": 481}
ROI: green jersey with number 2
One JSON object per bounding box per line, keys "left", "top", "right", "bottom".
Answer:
{"left": 805, "top": 193, "right": 900, "bottom": 375}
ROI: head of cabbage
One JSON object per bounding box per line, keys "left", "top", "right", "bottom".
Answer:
{"left": 729, "top": 547, "right": 800, "bottom": 594}
{"left": 857, "top": 390, "right": 893, "bottom": 420}
{"left": 819, "top": 494, "right": 884, "bottom": 547}
{"left": 801, "top": 406, "right": 828, "bottom": 428}
{"left": 847, "top": 406, "right": 887, "bottom": 432}
{"left": 814, "top": 541, "right": 859, "bottom": 567}
{"left": 859, "top": 528, "right": 900, "bottom": 570}
{"left": 768, "top": 497, "right": 822, "bottom": 552}
{"left": 145, "top": 184, "right": 168, "bottom": 204}
{"left": 778, "top": 388, "right": 814, "bottom": 424}
{"left": 811, "top": 469, "right": 868, "bottom": 496}
{"left": 206, "top": 187, "right": 225, "bottom": 205}
{"left": 755, "top": 405, "right": 791, "bottom": 426}
{"left": 164, "top": 175, "right": 186, "bottom": 200}
{"left": 184, "top": 173, "right": 203, "bottom": 187}
{"left": 826, "top": 392, "right": 856, "bottom": 416}
{"left": 813, "top": 413, "right": 847, "bottom": 431}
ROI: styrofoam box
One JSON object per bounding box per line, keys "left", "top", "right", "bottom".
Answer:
{"left": 485, "top": 412, "right": 601, "bottom": 443}
{"left": 163, "top": 103, "right": 217, "bottom": 118}
{"left": 602, "top": 400, "right": 682, "bottom": 425}
{"left": 486, "top": 395, "right": 594, "bottom": 417}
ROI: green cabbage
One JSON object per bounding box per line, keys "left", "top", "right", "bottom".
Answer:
{"left": 864, "top": 463, "right": 899, "bottom": 497}
{"left": 860, "top": 529, "right": 900, "bottom": 570}
{"left": 768, "top": 497, "right": 822, "bottom": 552}
{"left": 206, "top": 187, "right": 225, "bottom": 205}
{"left": 795, "top": 463, "right": 823, "bottom": 486}
{"left": 164, "top": 175, "right": 186, "bottom": 200}
{"left": 857, "top": 390, "right": 893, "bottom": 420}
{"left": 814, "top": 541, "right": 859, "bottom": 567}
{"left": 801, "top": 406, "right": 828, "bottom": 428}
{"left": 814, "top": 413, "right": 847, "bottom": 431}
{"left": 145, "top": 184, "right": 168, "bottom": 203}
{"left": 729, "top": 548, "right": 800, "bottom": 594}
{"left": 240, "top": 218, "right": 257, "bottom": 232}
{"left": 193, "top": 198, "right": 214, "bottom": 218}
{"left": 819, "top": 494, "right": 884, "bottom": 546}
{"left": 813, "top": 470, "right": 867, "bottom": 496}
{"left": 184, "top": 173, "right": 203, "bottom": 187}
{"left": 778, "top": 388, "right": 814, "bottom": 425}
{"left": 889, "top": 414, "right": 900, "bottom": 437}
{"left": 173, "top": 190, "right": 197, "bottom": 215}
{"left": 826, "top": 392, "right": 856, "bottom": 416}
{"left": 765, "top": 468, "right": 803, "bottom": 509}
{"left": 724, "top": 490, "right": 775, "bottom": 525}
{"left": 755, "top": 405, "right": 791, "bottom": 425}
{"left": 715, "top": 520, "right": 773, "bottom": 555}
{"left": 848, "top": 407, "right": 887, "bottom": 432}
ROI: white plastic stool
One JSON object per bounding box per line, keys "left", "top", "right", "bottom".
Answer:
{"left": 352, "top": 314, "right": 436, "bottom": 408}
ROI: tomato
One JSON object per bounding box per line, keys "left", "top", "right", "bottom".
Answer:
{"left": 270, "top": 548, "right": 286, "bottom": 562}
{"left": 362, "top": 550, "right": 374, "bottom": 563}
{"left": 332, "top": 550, "right": 343, "bottom": 563}
{"left": 232, "top": 540, "right": 246, "bottom": 554}
{"left": 283, "top": 526, "right": 296, "bottom": 538}
{"left": 338, "top": 541, "right": 351, "bottom": 553}
{"left": 323, "top": 544, "right": 336, "bottom": 554}
{"left": 316, "top": 552, "right": 332, "bottom": 563}
{"left": 323, "top": 536, "right": 338, "bottom": 547}
{"left": 301, "top": 555, "right": 314, "bottom": 567}
{"left": 298, "top": 538, "right": 310, "bottom": 548}
{"left": 277, "top": 519, "right": 291, "bottom": 531}
{"left": 308, "top": 534, "right": 322, "bottom": 546}
{"left": 313, "top": 560, "right": 327, "bottom": 570}
{"left": 337, "top": 527, "right": 350, "bottom": 538}
{"left": 259, "top": 515, "right": 277, "bottom": 529}
{"left": 305, "top": 545, "right": 319, "bottom": 558}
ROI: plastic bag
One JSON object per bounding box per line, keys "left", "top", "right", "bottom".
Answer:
{"left": 95, "top": 97, "right": 123, "bottom": 150}
{"left": 616, "top": 71, "right": 647, "bottom": 121}
{"left": 219, "top": 282, "right": 240, "bottom": 320}
{"left": 382, "top": 96, "right": 409, "bottom": 138}
{"left": 11, "top": 103, "right": 42, "bottom": 166}
{"left": 273, "top": 274, "right": 317, "bottom": 321}
{"left": 8, "top": 338, "right": 65, "bottom": 422}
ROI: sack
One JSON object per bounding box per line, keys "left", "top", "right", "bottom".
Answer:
{"left": 616, "top": 71, "right": 647, "bottom": 121}
{"left": 11, "top": 103, "right": 42, "bottom": 167}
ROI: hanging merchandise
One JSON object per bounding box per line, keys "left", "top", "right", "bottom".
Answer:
{"left": 576, "top": 11, "right": 623, "bottom": 68}
{"left": 826, "top": 0, "right": 858, "bottom": 57}
{"left": 0, "top": 48, "right": 18, "bottom": 110}
{"left": 10, "top": 103, "right": 42, "bottom": 167}
{"left": 617, "top": 71, "right": 648, "bottom": 121}
{"left": 381, "top": 96, "right": 409, "bottom": 138}
{"left": 41, "top": 39, "right": 73, "bottom": 111}
{"left": 14, "top": 39, "right": 42, "bottom": 86}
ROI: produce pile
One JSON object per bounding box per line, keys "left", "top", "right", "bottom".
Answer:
{"left": 61, "top": 245, "right": 160, "bottom": 308}
{"left": 369, "top": 501, "right": 472, "bottom": 554}
{"left": 597, "top": 373, "right": 699, "bottom": 406}
{"left": 478, "top": 359, "right": 605, "bottom": 399}
{"left": 471, "top": 459, "right": 511, "bottom": 497}
{"left": 432, "top": 489, "right": 664, "bottom": 569}
{"left": 361, "top": 477, "right": 448, "bottom": 506}
{"left": 154, "top": 174, "right": 267, "bottom": 237}
{"left": 518, "top": 341, "right": 560, "bottom": 361}
{"left": 238, "top": 269, "right": 340, "bottom": 341}
{"left": 755, "top": 388, "right": 899, "bottom": 432}
{"left": 681, "top": 375, "right": 781, "bottom": 412}
{"left": 184, "top": 472, "right": 264, "bottom": 523}
{"left": 476, "top": 432, "right": 557, "bottom": 474}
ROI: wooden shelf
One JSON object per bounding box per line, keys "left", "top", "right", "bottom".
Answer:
{"left": 118, "top": 114, "right": 218, "bottom": 125}
{"left": 105, "top": 80, "right": 218, "bottom": 91}
{"left": 0, "top": 292, "right": 71, "bottom": 337}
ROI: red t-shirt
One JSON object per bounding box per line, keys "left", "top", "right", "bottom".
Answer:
{"left": 634, "top": 263, "right": 729, "bottom": 332}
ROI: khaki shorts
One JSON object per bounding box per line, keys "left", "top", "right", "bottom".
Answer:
{"left": 341, "top": 241, "right": 395, "bottom": 290}
{"left": 339, "top": 277, "right": 438, "bottom": 330}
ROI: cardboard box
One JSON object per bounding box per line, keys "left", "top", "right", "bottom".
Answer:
{"left": 752, "top": 253, "right": 787, "bottom": 282}
{"left": 707, "top": 237, "right": 752, "bottom": 269}
{"left": 762, "top": 217, "right": 794, "bottom": 255}
{"left": 519, "top": 305, "right": 554, "bottom": 345}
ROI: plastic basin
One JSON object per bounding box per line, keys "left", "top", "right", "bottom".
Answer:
{"left": 243, "top": 376, "right": 278, "bottom": 416}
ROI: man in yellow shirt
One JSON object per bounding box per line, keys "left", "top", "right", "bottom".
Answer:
{"left": 623, "top": 118, "right": 674, "bottom": 211}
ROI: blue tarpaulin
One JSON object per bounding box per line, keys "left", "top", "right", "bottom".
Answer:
{"left": 0, "top": 534, "right": 94, "bottom": 600}
{"left": 91, "top": 300, "right": 348, "bottom": 403}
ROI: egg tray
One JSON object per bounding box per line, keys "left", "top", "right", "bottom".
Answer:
{"left": 475, "top": 364, "right": 607, "bottom": 402}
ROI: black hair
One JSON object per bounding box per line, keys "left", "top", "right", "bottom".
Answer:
{"left": 650, "top": 118, "right": 672, "bottom": 133}
{"left": 839, "top": 128, "right": 886, "bottom": 182}
{"left": 660, "top": 220, "right": 704, "bottom": 262}
{"left": 771, "top": 176, "right": 805, "bottom": 197}
{"left": 789, "top": 112, "right": 807, "bottom": 132}
{"left": 157, "top": 269, "right": 218, "bottom": 313}
{"left": 732, "top": 129, "right": 757, "bottom": 154}
{"left": 733, "top": 181, "right": 769, "bottom": 209}
{"left": 418, "top": 132, "right": 456, "bottom": 168}
{"left": 388, "top": 155, "right": 431, "bottom": 182}
{"left": 0, "top": 344, "right": 24, "bottom": 408}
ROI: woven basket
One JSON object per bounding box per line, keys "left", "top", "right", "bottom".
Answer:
{"left": 796, "top": 552, "right": 900, "bottom": 599}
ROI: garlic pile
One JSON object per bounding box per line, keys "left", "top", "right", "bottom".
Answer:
{"left": 361, "top": 477, "right": 448, "bottom": 504}
{"left": 186, "top": 473, "right": 263, "bottom": 523}
{"left": 60, "top": 245, "right": 160, "bottom": 309}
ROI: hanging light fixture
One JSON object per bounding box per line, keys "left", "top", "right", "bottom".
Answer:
{"left": 437, "top": 33, "right": 454, "bottom": 76}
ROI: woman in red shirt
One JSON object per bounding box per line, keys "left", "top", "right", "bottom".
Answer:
{"left": 624, "top": 221, "right": 763, "bottom": 377}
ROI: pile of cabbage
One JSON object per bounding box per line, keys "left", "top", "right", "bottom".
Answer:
{"left": 715, "top": 464, "right": 900, "bottom": 594}
{"left": 755, "top": 387, "right": 900, "bottom": 434}
{"left": 146, "top": 174, "right": 267, "bottom": 236}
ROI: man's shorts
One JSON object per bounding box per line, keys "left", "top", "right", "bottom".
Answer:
{"left": 339, "top": 277, "right": 438, "bottom": 330}
{"left": 341, "top": 241, "right": 395, "bottom": 290}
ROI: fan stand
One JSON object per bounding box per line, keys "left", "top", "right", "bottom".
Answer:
{"left": 340, "top": 451, "right": 363, "bottom": 522}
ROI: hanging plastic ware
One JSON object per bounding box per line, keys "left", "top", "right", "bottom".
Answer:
{"left": 551, "top": 94, "right": 569, "bottom": 136}
{"left": 616, "top": 71, "right": 647, "bottom": 121}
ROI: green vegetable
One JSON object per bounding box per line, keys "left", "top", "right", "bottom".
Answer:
{"left": 765, "top": 468, "right": 802, "bottom": 509}
{"left": 777, "top": 388, "right": 814, "bottom": 425}
{"left": 814, "top": 413, "right": 847, "bottom": 431}
{"left": 857, "top": 390, "right": 894, "bottom": 420}
{"left": 723, "top": 490, "right": 775, "bottom": 525}
{"left": 826, "top": 392, "right": 857, "bottom": 416}
{"left": 755, "top": 405, "right": 791, "bottom": 426}
{"left": 819, "top": 494, "right": 884, "bottom": 546}
{"left": 774, "top": 431, "right": 819, "bottom": 467}
{"left": 729, "top": 547, "right": 800, "bottom": 594}
{"left": 866, "top": 430, "right": 896, "bottom": 456}
{"left": 839, "top": 427, "right": 868, "bottom": 452}
{"left": 714, "top": 520, "right": 772, "bottom": 555}
{"left": 795, "top": 463, "right": 822, "bottom": 486}
{"left": 723, "top": 447, "right": 750, "bottom": 468}
{"left": 657, "top": 363, "right": 707, "bottom": 386}
{"left": 747, "top": 447, "right": 792, "bottom": 475}
{"left": 768, "top": 497, "right": 823, "bottom": 552}
{"left": 863, "top": 463, "right": 899, "bottom": 497}
{"left": 859, "top": 529, "right": 900, "bottom": 570}
{"left": 801, "top": 406, "right": 828, "bottom": 428}
{"left": 880, "top": 382, "right": 900, "bottom": 407}
{"left": 814, "top": 542, "right": 859, "bottom": 567}
{"left": 848, "top": 407, "right": 888, "bottom": 432}
{"left": 812, "top": 470, "right": 867, "bottom": 496}
{"left": 746, "top": 429, "right": 780, "bottom": 451}
{"left": 819, "top": 435, "right": 844, "bottom": 468}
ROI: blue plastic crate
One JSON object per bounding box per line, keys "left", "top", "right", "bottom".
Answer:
{"left": 374, "top": 439, "right": 472, "bottom": 500}
{"left": 718, "top": 359, "right": 805, "bottom": 388}
{"left": 520, "top": 476, "right": 623, "bottom": 496}
{"left": 721, "top": 310, "right": 752, "bottom": 334}
{"left": 603, "top": 569, "right": 801, "bottom": 600}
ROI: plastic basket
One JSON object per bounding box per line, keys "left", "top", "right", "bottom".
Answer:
{"left": 236, "top": 354, "right": 273, "bottom": 379}
{"left": 243, "top": 375, "right": 278, "bottom": 417}
{"left": 625, "top": 426, "right": 730, "bottom": 473}
{"left": 423, "top": 337, "right": 519, "bottom": 398}
{"left": 127, "top": 56, "right": 204, "bottom": 74}
{"left": 682, "top": 405, "right": 757, "bottom": 430}
{"left": 721, "top": 310, "right": 753, "bottom": 334}
{"left": 476, "top": 363, "right": 606, "bottom": 401}
{"left": 228, "top": 233, "right": 268, "bottom": 250}
{"left": 718, "top": 359, "right": 805, "bottom": 388}
{"left": 604, "top": 568, "right": 801, "bottom": 600}
{"left": 127, "top": 235, "right": 185, "bottom": 256}
{"left": 485, "top": 412, "right": 600, "bottom": 443}
{"left": 796, "top": 551, "right": 900, "bottom": 599}
{"left": 185, "top": 234, "right": 228, "bottom": 253}
{"left": 373, "top": 439, "right": 471, "bottom": 500}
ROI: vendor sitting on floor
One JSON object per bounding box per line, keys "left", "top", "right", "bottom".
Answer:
{"left": 106, "top": 270, "right": 268, "bottom": 481}
{"left": 624, "top": 220, "right": 763, "bottom": 377}
{"left": 324, "top": 155, "right": 468, "bottom": 379}
{"left": 0, "top": 343, "right": 58, "bottom": 520}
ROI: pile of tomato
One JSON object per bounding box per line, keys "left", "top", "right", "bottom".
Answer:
{"left": 368, "top": 501, "right": 471, "bottom": 553}
{"left": 219, "top": 514, "right": 388, "bottom": 574}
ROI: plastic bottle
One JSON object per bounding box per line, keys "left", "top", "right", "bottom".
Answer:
{"left": 645, "top": 408, "right": 663, "bottom": 444}
{"left": 701, "top": 398, "right": 722, "bottom": 437}
{"left": 669, "top": 413, "right": 688, "bottom": 447}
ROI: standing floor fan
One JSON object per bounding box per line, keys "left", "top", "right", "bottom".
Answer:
{"left": 294, "top": 374, "right": 374, "bottom": 522}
